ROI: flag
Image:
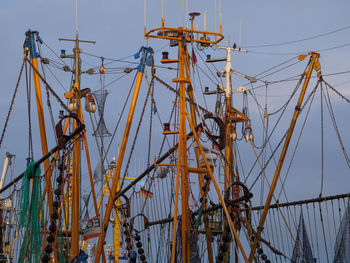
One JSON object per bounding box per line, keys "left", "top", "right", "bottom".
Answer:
{"left": 140, "top": 187, "right": 153, "bottom": 199}
{"left": 103, "top": 184, "right": 111, "bottom": 195}
{"left": 191, "top": 48, "right": 197, "bottom": 65}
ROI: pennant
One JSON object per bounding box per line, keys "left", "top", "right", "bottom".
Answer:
{"left": 191, "top": 48, "right": 197, "bottom": 65}
{"left": 103, "top": 184, "right": 111, "bottom": 195}
{"left": 140, "top": 187, "right": 153, "bottom": 199}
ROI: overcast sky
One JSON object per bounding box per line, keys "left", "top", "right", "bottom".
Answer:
{"left": 1, "top": 0, "right": 349, "bottom": 261}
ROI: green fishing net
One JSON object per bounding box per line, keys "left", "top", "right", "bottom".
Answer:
{"left": 18, "top": 161, "right": 43, "bottom": 262}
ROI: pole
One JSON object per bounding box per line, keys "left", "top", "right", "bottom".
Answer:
{"left": 71, "top": 32, "right": 82, "bottom": 259}
{"left": 94, "top": 47, "right": 150, "bottom": 263}
{"left": 248, "top": 52, "right": 320, "bottom": 262}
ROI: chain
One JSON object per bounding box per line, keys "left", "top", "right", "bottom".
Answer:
{"left": 122, "top": 77, "right": 154, "bottom": 188}
{"left": 0, "top": 61, "right": 25, "bottom": 150}
{"left": 25, "top": 58, "right": 70, "bottom": 112}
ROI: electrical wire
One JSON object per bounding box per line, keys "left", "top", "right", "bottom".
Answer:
{"left": 242, "top": 25, "right": 350, "bottom": 48}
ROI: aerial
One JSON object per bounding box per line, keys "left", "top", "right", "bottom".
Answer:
{"left": 0, "top": 0, "right": 349, "bottom": 262}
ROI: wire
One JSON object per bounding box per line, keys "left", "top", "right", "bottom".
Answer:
{"left": 242, "top": 25, "right": 350, "bottom": 48}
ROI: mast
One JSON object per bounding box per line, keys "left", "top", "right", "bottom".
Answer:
{"left": 93, "top": 47, "right": 153, "bottom": 263}
{"left": 145, "top": 14, "right": 250, "bottom": 263}
{"left": 206, "top": 44, "right": 248, "bottom": 262}
{"left": 248, "top": 52, "right": 321, "bottom": 262}
{"left": 59, "top": 33, "right": 95, "bottom": 259}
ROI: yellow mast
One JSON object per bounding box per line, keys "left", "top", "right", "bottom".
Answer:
{"left": 248, "top": 52, "right": 321, "bottom": 262}
{"left": 24, "top": 30, "right": 57, "bottom": 261}
{"left": 59, "top": 34, "right": 96, "bottom": 259}
{"left": 145, "top": 15, "right": 250, "bottom": 263}
{"left": 93, "top": 47, "right": 152, "bottom": 263}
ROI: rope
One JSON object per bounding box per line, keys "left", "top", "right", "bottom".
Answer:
{"left": 0, "top": 61, "right": 25, "bottom": 150}
{"left": 324, "top": 83, "right": 350, "bottom": 168}
{"left": 25, "top": 62, "right": 34, "bottom": 161}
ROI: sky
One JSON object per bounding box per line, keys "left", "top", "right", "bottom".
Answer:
{"left": 0, "top": 0, "right": 350, "bottom": 261}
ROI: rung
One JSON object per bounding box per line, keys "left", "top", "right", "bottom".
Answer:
{"left": 161, "top": 59, "right": 179, "bottom": 64}
{"left": 162, "top": 131, "right": 179, "bottom": 135}
{"left": 172, "top": 78, "right": 191, "bottom": 84}
{"left": 188, "top": 167, "right": 208, "bottom": 174}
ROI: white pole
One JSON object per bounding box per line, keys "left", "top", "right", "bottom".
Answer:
{"left": 0, "top": 153, "right": 13, "bottom": 197}
{"left": 204, "top": 12, "right": 207, "bottom": 31}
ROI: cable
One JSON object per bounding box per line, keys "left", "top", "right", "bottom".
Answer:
{"left": 242, "top": 25, "right": 350, "bottom": 48}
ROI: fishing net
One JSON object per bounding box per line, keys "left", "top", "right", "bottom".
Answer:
{"left": 291, "top": 211, "right": 314, "bottom": 263}
{"left": 333, "top": 205, "right": 350, "bottom": 263}
{"left": 18, "top": 161, "right": 43, "bottom": 263}
{"left": 92, "top": 89, "right": 111, "bottom": 137}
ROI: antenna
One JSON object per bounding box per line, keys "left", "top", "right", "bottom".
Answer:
{"left": 75, "top": 0, "right": 78, "bottom": 34}
{"left": 144, "top": 0, "right": 146, "bottom": 28}
{"left": 219, "top": 0, "right": 222, "bottom": 26}
{"left": 214, "top": 0, "right": 217, "bottom": 32}
{"left": 239, "top": 18, "right": 242, "bottom": 48}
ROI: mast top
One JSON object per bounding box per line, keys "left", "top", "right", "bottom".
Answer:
{"left": 145, "top": 12, "right": 224, "bottom": 46}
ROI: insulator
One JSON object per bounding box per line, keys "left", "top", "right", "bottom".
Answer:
{"left": 134, "top": 234, "right": 141, "bottom": 241}
{"left": 125, "top": 237, "right": 131, "bottom": 243}
{"left": 136, "top": 241, "right": 142, "bottom": 248}
{"left": 126, "top": 244, "right": 132, "bottom": 251}
{"left": 123, "top": 222, "right": 129, "bottom": 228}
{"left": 265, "top": 260, "right": 271, "bottom": 263}
{"left": 249, "top": 133, "right": 254, "bottom": 141}
{"left": 123, "top": 230, "right": 128, "bottom": 235}
{"left": 139, "top": 255, "right": 146, "bottom": 261}
{"left": 45, "top": 245, "right": 53, "bottom": 254}
{"left": 224, "top": 223, "right": 230, "bottom": 232}
{"left": 201, "top": 185, "right": 207, "bottom": 192}
{"left": 257, "top": 248, "right": 263, "bottom": 255}
{"left": 261, "top": 254, "right": 267, "bottom": 260}
{"left": 204, "top": 174, "right": 210, "bottom": 181}
{"left": 245, "top": 134, "right": 250, "bottom": 142}
{"left": 138, "top": 248, "right": 144, "bottom": 255}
